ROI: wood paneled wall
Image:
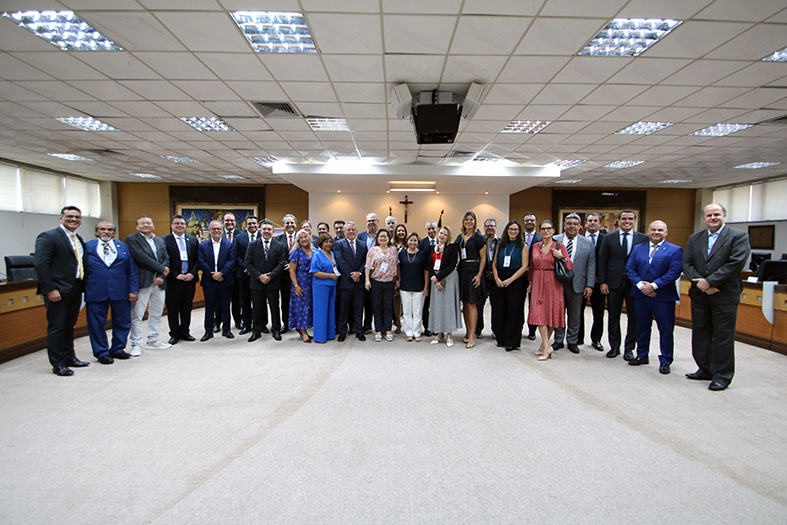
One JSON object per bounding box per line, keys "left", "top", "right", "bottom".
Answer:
{"left": 265, "top": 184, "right": 309, "bottom": 227}
{"left": 509, "top": 187, "right": 552, "bottom": 224}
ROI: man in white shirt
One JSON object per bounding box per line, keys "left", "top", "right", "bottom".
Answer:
{"left": 163, "top": 214, "right": 199, "bottom": 344}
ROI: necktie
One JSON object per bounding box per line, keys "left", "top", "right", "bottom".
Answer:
{"left": 264, "top": 239, "right": 269, "bottom": 256}
{"left": 431, "top": 238, "right": 435, "bottom": 246}
{"left": 350, "top": 240, "right": 356, "bottom": 257}
{"left": 566, "top": 237, "right": 573, "bottom": 258}
{"left": 227, "top": 231, "right": 232, "bottom": 242}
{"left": 590, "top": 233, "right": 596, "bottom": 247}
{"left": 288, "top": 234, "right": 293, "bottom": 250}
{"left": 649, "top": 243, "right": 657, "bottom": 263}
{"left": 177, "top": 236, "right": 188, "bottom": 273}
{"left": 621, "top": 232, "right": 629, "bottom": 255}
{"left": 103, "top": 242, "right": 110, "bottom": 256}
{"left": 69, "top": 233, "right": 84, "bottom": 279}
{"left": 526, "top": 233, "right": 532, "bottom": 246}
{"left": 250, "top": 233, "right": 256, "bottom": 243}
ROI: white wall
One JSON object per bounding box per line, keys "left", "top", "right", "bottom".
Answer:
{"left": 726, "top": 220, "right": 787, "bottom": 267}
{"left": 308, "top": 192, "right": 509, "bottom": 237}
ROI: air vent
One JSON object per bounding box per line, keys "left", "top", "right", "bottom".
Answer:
{"left": 252, "top": 101, "right": 300, "bottom": 119}
{"left": 448, "top": 150, "right": 477, "bottom": 158}
{"left": 78, "top": 148, "right": 127, "bottom": 157}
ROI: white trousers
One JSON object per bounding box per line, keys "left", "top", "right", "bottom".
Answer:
{"left": 130, "top": 284, "right": 166, "bottom": 346}
{"left": 400, "top": 290, "right": 425, "bottom": 337}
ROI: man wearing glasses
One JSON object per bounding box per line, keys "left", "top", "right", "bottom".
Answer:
{"left": 522, "top": 213, "right": 542, "bottom": 340}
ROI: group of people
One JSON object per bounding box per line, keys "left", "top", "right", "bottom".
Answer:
{"left": 34, "top": 202, "right": 748, "bottom": 391}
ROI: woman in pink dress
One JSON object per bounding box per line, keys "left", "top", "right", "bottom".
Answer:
{"left": 528, "top": 220, "right": 572, "bottom": 361}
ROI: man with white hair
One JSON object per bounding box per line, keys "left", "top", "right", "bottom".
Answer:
{"left": 419, "top": 219, "right": 438, "bottom": 336}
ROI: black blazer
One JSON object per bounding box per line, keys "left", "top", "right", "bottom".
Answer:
{"left": 244, "top": 236, "right": 287, "bottom": 291}
{"left": 427, "top": 243, "right": 459, "bottom": 282}
{"left": 683, "top": 226, "right": 750, "bottom": 305}
{"left": 233, "top": 231, "right": 260, "bottom": 279}
{"left": 163, "top": 233, "right": 199, "bottom": 281}
{"left": 334, "top": 237, "right": 367, "bottom": 290}
{"left": 419, "top": 236, "right": 437, "bottom": 252}
{"left": 34, "top": 227, "right": 87, "bottom": 295}
{"left": 598, "top": 230, "right": 648, "bottom": 289}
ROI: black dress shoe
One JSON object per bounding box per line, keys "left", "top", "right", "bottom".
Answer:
{"left": 424, "top": 330, "right": 433, "bottom": 337}
{"left": 685, "top": 370, "right": 712, "bottom": 381}
{"left": 239, "top": 327, "right": 251, "bottom": 335}
{"left": 98, "top": 355, "right": 114, "bottom": 365}
{"left": 338, "top": 333, "right": 346, "bottom": 342}
{"left": 281, "top": 328, "right": 289, "bottom": 334}
{"left": 623, "top": 349, "right": 634, "bottom": 361}
{"left": 272, "top": 330, "right": 282, "bottom": 341}
{"left": 200, "top": 333, "right": 213, "bottom": 342}
{"left": 112, "top": 351, "right": 131, "bottom": 360}
{"left": 169, "top": 336, "right": 179, "bottom": 345}
{"left": 659, "top": 363, "right": 670, "bottom": 375}
{"left": 180, "top": 334, "right": 196, "bottom": 342}
{"left": 505, "top": 346, "right": 514, "bottom": 352}
{"left": 552, "top": 342, "right": 564, "bottom": 350}
{"left": 527, "top": 332, "right": 536, "bottom": 340}
{"left": 260, "top": 326, "right": 270, "bottom": 334}
{"left": 52, "top": 365, "right": 74, "bottom": 376}
{"left": 567, "top": 344, "right": 580, "bottom": 354}
{"left": 356, "top": 333, "right": 366, "bottom": 341}
{"left": 591, "top": 341, "right": 604, "bottom": 351}
{"left": 709, "top": 380, "right": 728, "bottom": 391}
{"left": 66, "top": 358, "right": 89, "bottom": 368}
{"left": 606, "top": 348, "right": 620, "bottom": 358}
{"left": 628, "top": 356, "right": 649, "bottom": 366}
{"left": 223, "top": 331, "right": 234, "bottom": 339}
{"left": 213, "top": 325, "right": 221, "bottom": 333}
{"left": 248, "top": 332, "right": 261, "bottom": 342}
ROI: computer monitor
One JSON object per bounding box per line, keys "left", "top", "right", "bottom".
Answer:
{"left": 756, "top": 260, "right": 787, "bottom": 284}
{"left": 749, "top": 252, "right": 771, "bottom": 273}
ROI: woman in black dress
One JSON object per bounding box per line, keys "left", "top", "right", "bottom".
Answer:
{"left": 455, "top": 211, "right": 486, "bottom": 348}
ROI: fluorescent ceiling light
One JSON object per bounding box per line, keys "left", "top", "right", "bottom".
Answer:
{"left": 389, "top": 188, "right": 436, "bottom": 192}
{"left": 162, "top": 155, "right": 198, "bottom": 163}
{"left": 604, "top": 160, "right": 644, "bottom": 168}
{"left": 180, "top": 117, "right": 235, "bottom": 132}
{"left": 471, "top": 157, "right": 502, "bottom": 162}
{"left": 579, "top": 18, "right": 682, "bottom": 57}
{"left": 56, "top": 116, "right": 119, "bottom": 132}
{"left": 307, "top": 117, "right": 350, "bottom": 131}
{"left": 131, "top": 173, "right": 160, "bottom": 179}
{"left": 616, "top": 121, "right": 673, "bottom": 135}
{"left": 230, "top": 11, "right": 316, "bottom": 54}
{"left": 48, "top": 153, "right": 91, "bottom": 161}
{"left": 554, "top": 179, "right": 583, "bottom": 184}
{"left": 2, "top": 10, "right": 122, "bottom": 51}
{"left": 221, "top": 175, "right": 245, "bottom": 180}
{"left": 389, "top": 181, "right": 435, "bottom": 185}
{"left": 249, "top": 156, "right": 278, "bottom": 165}
{"left": 660, "top": 179, "right": 692, "bottom": 184}
{"left": 690, "top": 123, "right": 753, "bottom": 137}
{"left": 551, "top": 160, "right": 586, "bottom": 170}
{"left": 762, "top": 47, "right": 787, "bottom": 62}
{"left": 734, "top": 162, "right": 780, "bottom": 169}
{"left": 501, "top": 120, "right": 551, "bottom": 134}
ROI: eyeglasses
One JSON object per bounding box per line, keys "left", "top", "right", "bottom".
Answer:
{"left": 540, "top": 226, "right": 554, "bottom": 231}
{"left": 63, "top": 214, "right": 81, "bottom": 219}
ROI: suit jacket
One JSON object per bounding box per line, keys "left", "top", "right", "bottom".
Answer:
{"left": 244, "top": 236, "right": 287, "bottom": 291}
{"left": 198, "top": 239, "right": 236, "bottom": 288}
{"left": 273, "top": 231, "right": 296, "bottom": 251}
{"left": 586, "top": 231, "right": 606, "bottom": 283}
{"left": 163, "top": 233, "right": 199, "bottom": 281}
{"left": 84, "top": 239, "right": 139, "bottom": 302}
{"left": 598, "top": 230, "right": 648, "bottom": 290}
{"left": 626, "top": 241, "right": 683, "bottom": 302}
{"left": 419, "top": 236, "right": 438, "bottom": 252}
{"left": 126, "top": 232, "right": 170, "bottom": 289}
{"left": 334, "top": 237, "right": 368, "bottom": 290}
{"left": 554, "top": 234, "right": 596, "bottom": 294}
{"left": 233, "top": 231, "right": 259, "bottom": 279}
{"left": 683, "top": 226, "right": 750, "bottom": 305}
{"left": 427, "top": 243, "right": 459, "bottom": 282}
{"left": 357, "top": 230, "right": 378, "bottom": 251}
{"left": 34, "top": 227, "right": 87, "bottom": 296}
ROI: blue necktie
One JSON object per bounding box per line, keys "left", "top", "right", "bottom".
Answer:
{"left": 177, "top": 236, "right": 188, "bottom": 273}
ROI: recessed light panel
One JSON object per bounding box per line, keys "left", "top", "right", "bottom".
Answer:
{"left": 249, "top": 156, "right": 278, "bottom": 165}
{"left": 56, "top": 116, "right": 119, "bottom": 132}
{"left": 551, "top": 160, "right": 586, "bottom": 170}
{"left": 230, "top": 11, "right": 316, "bottom": 54}
{"left": 131, "top": 173, "right": 160, "bottom": 179}
{"left": 660, "top": 179, "right": 692, "bottom": 184}
{"left": 180, "top": 117, "right": 235, "bottom": 132}
{"left": 48, "top": 153, "right": 92, "bottom": 161}
{"left": 690, "top": 123, "right": 753, "bottom": 137}
{"left": 616, "top": 121, "right": 673, "bottom": 135}
{"left": 502, "top": 120, "right": 551, "bottom": 134}
{"left": 604, "top": 160, "right": 644, "bottom": 168}
{"left": 306, "top": 117, "right": 350, "bottom": 131}
{"left": 579, "top": 18, "right": 682, "bottom": 57}
{"left": 554, "top": 179, "right": 583, "bottom": 184}
{"left": 734, "top": 162, "right": 780, "bottom": 169}
{"left": 762, "top": 47, "right": 787, "bottom": 62}
{"left": 162, "top": 155, "right": 198, "bottom": 163}
{"left": 2, "top": 10, "right": 122, "bottom": 51}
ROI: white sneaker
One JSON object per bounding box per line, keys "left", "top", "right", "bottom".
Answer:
{"left": 129, "top": 345, "right": 142, "bottom": 357}
{"left": 147, "top": 340, "right": 171, "bottom": 350}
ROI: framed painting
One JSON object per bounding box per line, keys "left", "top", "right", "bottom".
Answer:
{"left": 175, "top": 203, "right": 258, "bottom": 241}
{"left": 557, "top": 208, "right": 641, "bottom": 234}
{"left": 748, "top": 225, "right": 775, "bottom": 250}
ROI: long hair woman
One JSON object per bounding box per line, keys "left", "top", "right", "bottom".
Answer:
{"left": 491, "top": 221, "right": 529, "bottom": 351}
{"left": 455, "top": 211, "right": 486, "bottom": 348}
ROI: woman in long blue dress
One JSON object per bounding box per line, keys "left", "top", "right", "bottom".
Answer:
{"left": 288, "top": 229, "right": 314, "bottom": 343}
{"left": 310, "top": 234, "right": 338, "bottom": 343}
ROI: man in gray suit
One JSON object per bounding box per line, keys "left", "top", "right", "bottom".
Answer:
{"left": 126, "top": 215, "right": 171, "bottom": 356}
{"left": 683, "top": 203, "right": 749, "bottom": 391}
{"left": 553, "top": 213, "right": 596, "bottom": 353}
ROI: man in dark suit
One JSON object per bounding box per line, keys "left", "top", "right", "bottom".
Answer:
{"left": 245, "top": 219, "right": 287, "bottom": 341}
{"left": 333, "top": 220, "right": 345, "bottom": 245}
{"left": 233, "top": 216, "right": 259, "bottom": 336}
{"left": 163, "top": 214, "right": 199, "bottom": 345}
{"left": 273, "top": 213, "right": 298, "bottom": 333}
{"left": 419, "top": 220, "right": 438, "bottom": 336}
{"left": 478, "top": 218, "right": 499, "bottom": 338}
{"left": 626, "top": 220, "right": 684, "bottom": 375}
{"left": 357, "top": 212, "right": 380, "bottom": 333}
{"left": 580, "top": 212, "right": 606, "bottom": 351}
{"left": 198, "top": 220, "right": 236, "bottom": 341}
{"left": 84, "top": 222, "right": 139, "bottom": 364}
{"left": 33, "top": 205, "right": 90, "bottom": 376}
{"left": 553, "top": 213, "right": 596, "bottom": 353}
{"left": 683, "top": 204, "right": 749, "bottom": 391}
{"left": 334, "top": 221, "right": 368, "bottom": 341}
{"left": 126, "top": 215, "right": 171, "bottom": 356}
{"left": 522, "top": 213, "right": 542, "bottom": 340}
{"left": 598, "top": 209, "right": 648, "bottom": 360}
{"left": 219, "top": 212, "right": 242, "bottom": 332}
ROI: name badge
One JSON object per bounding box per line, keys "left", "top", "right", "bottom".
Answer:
{"left": 461, "top": 247, "right": 467, "bottom": 260}
{"left": 333, "top": 266, "right": 341, "bottom": 276}
{"left": 503, "top": 255, "right": 511, "bottom": 268}
{"left": 433, "top": 258, "right": 442, "bottom": 271}
{"left": 379, "top": 261, "right": 389, "bottom": 273}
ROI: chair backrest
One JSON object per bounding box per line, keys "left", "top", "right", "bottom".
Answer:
{"left": 5, "top": 255, "right": 36, "bottom": 282}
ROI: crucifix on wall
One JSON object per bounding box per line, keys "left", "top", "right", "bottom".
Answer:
{"left": 399, "top": 195, "right": 413, "bottom": 223}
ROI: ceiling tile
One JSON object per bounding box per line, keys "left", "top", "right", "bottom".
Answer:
{"left": 153, "top": 100, "right": 211, "bottom": 116}
{"left": 110, "top": 101, "right": 172, "bottom": 117}
{"left": 531, "top": 84, "right": 597, "bottom": 105}
{"left": 497, "top": 56, "right": 570, "bottom": 82}
{"left": 675, "top": 87, "right": 750, "bottom": 108}
{"left": 645, "top": 21, "right": 751, "bottom": 59}
{"left": 559, "top": 105, "right": 615, "bottom": 120}
{"left": 65, "top": 101, "right": 129, "bottom": 117}
{"left": 705, "top": 24, "right": 787, "bottom": 60}
{"left": 516, "top": 18, "right": 605, "bottom": 55}
{"left": 552, "top": 56, "right": 630, "bottom": 84}
{"left": 382, "top": 0, "right": 462, "bottom": 13}
{"left": 280, "top": 82, "right": 338, "bottom": 102}
{"left": 695, "top": 0, "right": 786, "bottom": 22}
{"left": 16, "top": 80, "right": 97, "bottom": 101}
{"left": 75, "top": 52, "right": 160, "bottom": 81}
{"left": 334, "top": 83, "right": 386, "bottom": 103}
{"left": 720, "top": 87, "right": 787, "bottom": 109}
{"left": 295, "top": 102, "right": 343, "bottom": 116}
{"left": 136, "top": 0, "right": 223, "bottom": 8}
{"left": 259, "top": 54, "right": 328, "bottom": 82}
{"left": 682, "top": 108, "right": 750, "bottom": 124}
{"left": 661, "top": 59, "right": 748, "bottom": 86}
{"left": 196, "top": 53, "right": 272, "bottom": 81}
{"left": 203, "top": 102, "right": 258, "bottom": 117}
{"left": 541, "top": 0, "right": 627, "bottom": 17}
{"left": 0, "top": 16, "right": 62, "bottom": 52}
{"left": 225, "top": 81, "right": 288, "bottom": 101}
{"left": 383, "top": 15, "right": 456, "bottom": 54}
{"left": 449, "top": 16, "right": 529, "bottom": 55}
{"left": 323, "top": 55, "right": 383, "bottom": 82}
{"left": 714, "top": 63, "right": 787, "bottom": 87}
{"left": 134, "top": 53, "right": 217, "bottom": 80}
{"left": 342, "top": 103, "right": 387, "bottom": 118}
{"left": 580, "top": 84, "right": 650, "bottom": 105}
{"left": 627, "top": 85, "right": 700, "bottom": 106}
{"left": 85, "top": 12, "right": 186, "bottom": 51}
{"left": 472, "top": 104, "right": 523, "bottom": 121}
{"left": 120, "top": 80, "right": 186, "bottom": 100}
{"left": 309, "top": 14, "right": 382, "bottom": 54}
{"left": 482, "top": 84, "right": 542, "bottom": 105}
{"left": 301, "top": 0, "right": 380, "bottom": 12}
{"left": 616, "top": 0, "right": 712, "bottom": 18}
{"left": 173, "top": 81, "right": 241, "bottom": 101}
{"left": 516, "top": 104, "right": 571, "bottom": 120}
{"left": 597, "top": 106, "right": 661, "bottom": 122}
{"left": 384, "top": 55, "right": 444, "bottom": 83}
{"left": 642, "top": 106, "right": 705, "bottom": 122}
{"left": 0, "top": 53, "right": 54, "bottom": 80}
{"left": 463, "top": 0, "right": 545, "bottom": 15}
{"left": 8, "top": 52, "right": 106, "bottom": 80}
{"left": 607, "top": 58, "right": 692, "bottom": 85}
{"left": 441, "top": 56, "right": 508, "bottom": 83}
{"left": 154, "top": 12, "right": 249, "bottom": 52}
{"left": 65, "top": 81, "right": 143, "bottom": 101}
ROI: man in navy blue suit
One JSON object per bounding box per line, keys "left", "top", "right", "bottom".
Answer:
{"left": 233, "top": 215, "right": 259, "bottom": 335}
{"left": 84, "top": 222, "right": 139, "bottom": 364}
{"left": 625, "top": 220, "right": 684, "bottom": 375}
{"left": 198, "top": 220, "right": 236, "bottom": 341}
{"left": 334, "top": 221, "right": 368, "bottom": 342}
{"left": 357, "top": 212, "right": 380, "bottom": 332}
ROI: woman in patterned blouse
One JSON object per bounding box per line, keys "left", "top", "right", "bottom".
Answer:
{"left": 364, "top": 229, "right": 399, "bottom": 342}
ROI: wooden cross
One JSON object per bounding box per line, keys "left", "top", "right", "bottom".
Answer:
{"left": 399, "top": 195, "right": 413, "bottom": 223}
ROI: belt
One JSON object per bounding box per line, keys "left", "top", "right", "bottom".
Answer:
{"left": 463, "top": 259, "right": 479, "bottom": 263}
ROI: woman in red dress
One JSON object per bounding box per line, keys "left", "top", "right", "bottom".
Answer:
{"left": 528, "top": 220, "right": 572, "bottom": 361}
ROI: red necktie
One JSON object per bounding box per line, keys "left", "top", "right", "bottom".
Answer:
{"left": 288, "top": 235, "right": 293, "bottom": 250}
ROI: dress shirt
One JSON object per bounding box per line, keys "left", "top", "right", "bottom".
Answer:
{"left": 60, "top": 225, "right": 84, "bottom": 279}
{"left": 564, "top": 235, "right": 577, "bottom": 262}
{"left": 636, "top": 241, "right": 663, "bottom": 290}
{"left": 620, "top": 230, "right": 632, "bottom": 255}
{"left": 143, "top": 233, "right": 157, "bottom": 255}
{"left": 365, "top": 231, "right": 376, "bottom": 251}
{"left": 586, "top": 231, "right": 598, "bottom": 248}
{"left": 99, "top": 240, "right": 117, "bottom": 266}
{"left": 211, "top": 239, "right": 222, "bottom": 271}
{"left": 707, "top": 225, "right": 725, "bottom": 255}
{"left": 486, "top": 237, "right": 498, "bottom": 262}
{"left": 174, "top": 234, "right": 189, "bottom": 272}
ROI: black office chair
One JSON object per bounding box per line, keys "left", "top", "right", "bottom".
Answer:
{"left": 749, "top": 252, "right": 771, "bottom": 273}
{"left": 5, "top": 255, "right": 36, "bottom": 282}
{"left": 756, "top": 260, "right": 787, "bottom": 284}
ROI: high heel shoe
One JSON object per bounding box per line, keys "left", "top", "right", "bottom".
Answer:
{"left": 537, "top": 348, "right": 553, "bottom": 361}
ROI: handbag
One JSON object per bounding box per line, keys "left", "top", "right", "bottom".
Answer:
{"left": 553, "top": 242, "right": 574, "bottom": 284}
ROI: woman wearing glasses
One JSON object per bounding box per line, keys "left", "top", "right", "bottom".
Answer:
{"left": 491, "top": 221, "right": 529, "bottom": 352}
